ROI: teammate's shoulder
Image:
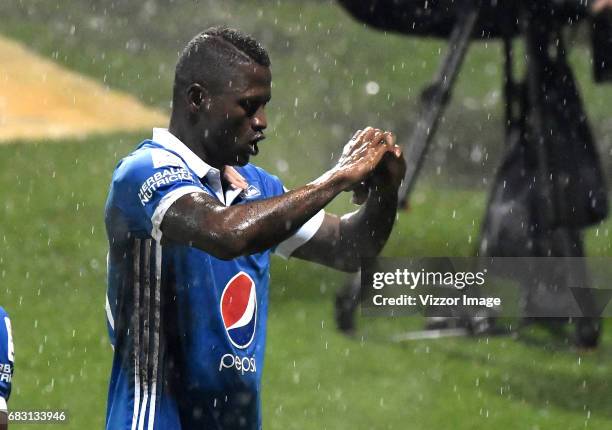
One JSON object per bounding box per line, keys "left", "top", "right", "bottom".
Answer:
{"left": 239, "top": 163, "right": 282, "bottom": 183}
{"left": 237, "top": 164, "right": 284, "bottom": 198}
{"left": 0, "top": 307, "right": 7, "bottom": 320}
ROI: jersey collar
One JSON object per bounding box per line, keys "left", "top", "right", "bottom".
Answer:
{"left": 152, "top": 128, "right": 213, "bottom": 178}
{"left": 151, "top": 128, "right": 243, "bottom": 206}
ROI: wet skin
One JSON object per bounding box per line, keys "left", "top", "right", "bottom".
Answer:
{"left": 170, "top": 61, "right": 271, "bottom": 170}
{"left": 163, "top": 56, "right": 406, "bottom": 270}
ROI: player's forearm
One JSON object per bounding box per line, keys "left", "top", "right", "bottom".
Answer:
{"left": 339, "top": 183, "right": 399, "bottom": 266}
{"left": 168, "top": 171, "right": 347, "bottom": 259}
{"left": 219, "top": 177, "right": 344, "bottom": 257}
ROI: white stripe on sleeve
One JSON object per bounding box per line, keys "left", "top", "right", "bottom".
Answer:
{"left": 274, "top": 209, "right": 325, "bottom": 259}
{"left": 150, "top": 186, "right": 209, "bottom": 241}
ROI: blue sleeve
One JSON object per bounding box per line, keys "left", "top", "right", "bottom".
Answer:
{"left": 109, "top": 147, "right": 210, "bottom": 240}
{"left": 0, "top": 309, "right": 14, "bottom": 402}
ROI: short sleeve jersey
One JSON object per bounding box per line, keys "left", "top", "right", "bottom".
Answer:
{"left": 0, "top": 306, "right": 14, "bottom": 410}
{"left": 104, "top": 129, "right": 324, "bottom": 430}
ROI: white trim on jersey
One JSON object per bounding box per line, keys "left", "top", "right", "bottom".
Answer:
{"left": 106, "top": 252, "right": 115, "bottom": 333}
{"left": 150, "top": 186, "right": 208, "bottom": 241}
{"left": 274, "top": 209, "right": 326, "bottom": 259}
{"left": 131, "top": 240, "right": 142, "bottom": 430}
{"left": 3, "top": 317, "right": 13, "bottom": 363}
{"left": 137, "top": 240, "right": 152, "bottom": 430}
{"left": 151, "top": 128, "right": 243, "bottom": 207}
{"left": 0, "top": 396, "right": 7, "bottom": 413}
{"left": 130, "top": 239, "right": 162, "bottom": 430}
{"left": 105, "top": 294, "right": 115, "bottom": 332}
{"left": 152, "top": 128, "right": 212, "bottom": 178}
{"left": 147, "top": 242, "right": 162, "bottom": 430}
{"left": 137, "top": 391, "right": 149, "bottom": 430}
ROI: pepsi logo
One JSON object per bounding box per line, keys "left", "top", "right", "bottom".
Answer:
{"left": 220, "top": 272, "right": 257, "bottom": 349}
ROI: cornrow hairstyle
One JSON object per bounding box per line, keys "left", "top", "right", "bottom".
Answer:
{"left": 201, "top": 26, "right": 270, "bottom": 67}
{"left": 173, "top": 26, "right": 270, "bottom": 99}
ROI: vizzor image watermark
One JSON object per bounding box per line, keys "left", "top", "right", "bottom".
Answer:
{"left": 361, "top": 257, "right": 612, "bottom": 318}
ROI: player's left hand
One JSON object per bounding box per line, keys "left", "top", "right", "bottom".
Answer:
{"left": 592, "top": 0, "right": 612, "bottom": 14}
{"left": 224, "top": 166, "right": 248, "bottom": 190}
{"left": 369, "top": 132, "right": 406, "bottom": 191}
{"left": 351, "top": 132, "right": 405, "bottom": 204}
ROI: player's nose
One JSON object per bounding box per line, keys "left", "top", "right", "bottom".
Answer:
{"left": 252, "top": 107, "right": 267, "bottom": 132}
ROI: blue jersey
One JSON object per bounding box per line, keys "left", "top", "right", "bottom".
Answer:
{"left": 104, "top": 129, "right": 323, "bottom": 430}
{"left": 0, "top": 306, "right": 14, "bottom": 411}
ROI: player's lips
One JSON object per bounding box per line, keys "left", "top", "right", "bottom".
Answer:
{"left": 248, "top": 134, "right": 265, "bottom": 156}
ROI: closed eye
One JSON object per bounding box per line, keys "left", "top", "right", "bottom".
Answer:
{"left": 240, "top": 97, "right": 269, "bottom": 116}
{"left": 240, "top": 100, "right": 258, "bottom": 116}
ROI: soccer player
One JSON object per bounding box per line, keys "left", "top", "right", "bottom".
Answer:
{"left": 0, "top": 306, "right": 14, "bottom": 430}
{"left": 104, "top": 26, "right": 405, "bottom": 429}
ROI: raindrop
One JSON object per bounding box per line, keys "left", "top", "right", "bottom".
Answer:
{"left": 365, "top": 81, "right": 380, "bottom": 95}
{"left": 275, "top": 159, "right": 289, "bottom": 173}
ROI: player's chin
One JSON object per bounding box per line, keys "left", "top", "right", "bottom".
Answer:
{"left": 234, "top": 146, "right": 257, "bottom": 166}
{"left": 234, "top": 153, "right": 251, "bottom": 166}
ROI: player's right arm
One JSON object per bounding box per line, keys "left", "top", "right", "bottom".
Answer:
{"left": 161, "top": 127, "right": 397, "bottom": 259}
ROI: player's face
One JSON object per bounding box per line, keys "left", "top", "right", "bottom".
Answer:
{"left": 201, "top": 63, "right": 271, "bottom": 168}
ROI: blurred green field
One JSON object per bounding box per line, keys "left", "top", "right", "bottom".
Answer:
{"left": 1, "top": 1, "right": 612, "bottom": 429}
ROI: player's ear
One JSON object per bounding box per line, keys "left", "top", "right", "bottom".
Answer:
{"left": 187, "top": 83, "right": 210, "bottom": 113}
